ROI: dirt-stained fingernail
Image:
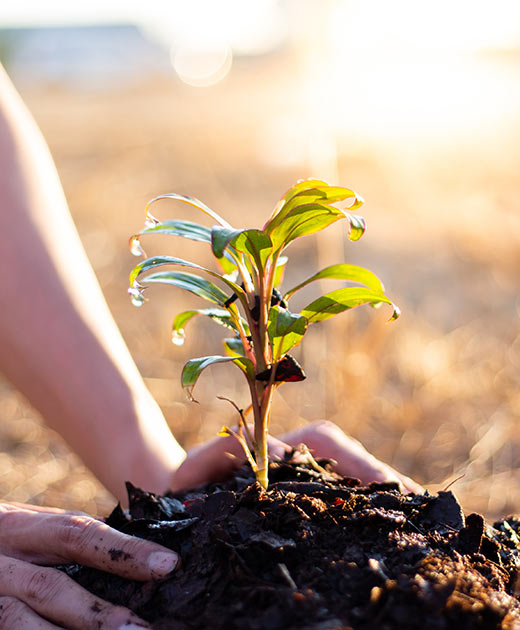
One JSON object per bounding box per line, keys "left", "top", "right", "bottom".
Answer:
{"left": 148, "top": 551, "right": 179, "bottom": 577}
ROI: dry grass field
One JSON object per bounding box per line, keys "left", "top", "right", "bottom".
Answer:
{"left": 1, "top": 43, "right": 519, "bottom": 522}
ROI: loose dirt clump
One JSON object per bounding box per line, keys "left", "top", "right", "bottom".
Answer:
{"left": 63, "top": 460, "right": 520, "bottom": 629}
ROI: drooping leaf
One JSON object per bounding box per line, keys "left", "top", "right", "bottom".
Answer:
{"left": 267, "top": 305, "right": 308, "bottom": 361}
{"left": 140, "top": 271, "right": 230, "bottom": 306}
{"left": 145, "top": 193, "right": 232, "bottom": 228}
{"left": 133, "top": 219, "right": 211, "bottom": 245}
{"left": 172, "top": 308, "right": 244, "bottom": 345}
{"left": 300, "top": 287, "right": 400, "bottom": 324}
{"left": 211, "top": 227, "right": 273, "bottom": 270}
{"left": 181, "top": 355, "right": 254, "bottom": 400}
{"left": 284, "top": 264, "right": 384, "bottom": 301}
{"left": 129, "top": 256, "right": 245, "bottom": 302}
{"left": 129, "top": 219, "right": 236, "bottom": 274}
{"left": 345, "top": 213, "right": 366, "bottom": 242}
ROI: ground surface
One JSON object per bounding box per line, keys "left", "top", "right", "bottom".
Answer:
{"left": 64, "top": 462, "right": 520, "bottom": 630}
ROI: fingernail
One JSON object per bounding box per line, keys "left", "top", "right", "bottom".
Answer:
{"left": 148, "top": 551, "right": 179, "bottom": 577}
{"left": 119, "top": 624, "right": 150, "bottom": 630}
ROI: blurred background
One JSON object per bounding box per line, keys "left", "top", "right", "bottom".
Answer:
{"left": 0, "top": 0, "right": 519, "bottom": 521}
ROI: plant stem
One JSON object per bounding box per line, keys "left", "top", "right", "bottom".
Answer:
{"left": 254, "top": 408, "right": 269, "bottom": 489}
{"left": 255, "top": 380, "right": 276, "bottom": 489}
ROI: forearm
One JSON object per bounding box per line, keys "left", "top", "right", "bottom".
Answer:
{"left": 0, "top": 66, "right": 185, "bottom": 501}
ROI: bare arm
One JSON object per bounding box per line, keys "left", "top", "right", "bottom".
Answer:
{"left": 0, "top": 65, "right": 185, "bottom": 503}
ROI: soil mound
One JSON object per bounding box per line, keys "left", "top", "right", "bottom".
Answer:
{"left": 63, "top": 461, "right": 520, "bottom": 629}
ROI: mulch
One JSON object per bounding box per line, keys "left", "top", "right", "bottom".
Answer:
{"left": 62, "top": 459, "right": 520, "bottom": 629}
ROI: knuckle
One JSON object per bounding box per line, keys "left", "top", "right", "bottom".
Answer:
{"left": 0, "top": 596, "right": 26, "bottom": 628}
{"left": 19, "top": 567, "right": 66, "bottom": 607}
{"left": 58, "top": 514, "right": 101, "bottom": 552}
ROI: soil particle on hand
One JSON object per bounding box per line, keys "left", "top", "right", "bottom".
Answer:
{"left": 108, "top": 548, "right": 132, "bottom": 562}
{"left": 63, "top": 461, "right": 520, "bottom": 629}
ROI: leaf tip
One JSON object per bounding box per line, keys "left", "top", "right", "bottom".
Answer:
{"left": 171, "top": 328, "right": 186, "bottom": 346}
{"left": 128, "top": 286, "right": 147, "bottom": 307}
{"left": 389, "top": 303, "right": 401, "bottom": 321}
{"left": 129, "top": 235, "right": 146, "bottom": 257}
{"left": 346, "top": 214, "right": 367, "bottom": 242}
{"left": 184, "top": 386, "right": 199, "bottom": 404}
{"left": 144, "top": 211, "right": 160, "bottom": 229}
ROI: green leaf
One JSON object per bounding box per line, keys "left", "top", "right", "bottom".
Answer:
{"left": 223, "top": 337, "right": 247, "bottom": 357}
{"left": 134, "top": 219, "right": 211, "bottom": 244}
{"left": 211, "top": 227, "right": 273, "bottom": 270}
{"left": 345, "top": 213, "right": 366, "bottom": 242}
{"left": 268, "top": 202, "right": 344, "bottom": 250}
{"left": 181, "top": 355, "right": 255, "bottom": 400}
{"left": 300, "top": 287, "right": 400, "bottom": 324}
{"left": 267, "top": 305, "right": 308, "bottom": 361}
{"left": 129, "top": 255, "right": 245, "bottom": 301}
{"left": 292, "top": 185, "right": 364, "bottom": 209}
{"left": 265, "top": 179, "right": 329, "bottom": 225}
{"left": 145, "top": 193, "right": 232, "bottom": 228}
{"left": 129, "top": 219, "right": 236, "bottom": 274}
{"left": 265, "top": 183, "right": 363, "bottom": 233}
{"left": 268, "top": 202, "right": 367, "bottom": 251}
{"left": 172, "top": 308, "right": 242, "bottom": 344}
{"left": 211, "top": 226, "right": 240, "bottom": 258}
{"left": 141, "top": 271, "right": 229, "bottom": 306}
{"left": 284, "top": 264, "right": 384, "bottom": 301}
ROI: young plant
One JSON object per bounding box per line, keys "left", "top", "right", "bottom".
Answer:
{"left": 129, "top": 180, "right": 399, "bottom": 489}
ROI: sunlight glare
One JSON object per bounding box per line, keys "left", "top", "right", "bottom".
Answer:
{"left": 320, "top": 0, "right": 520, "bottom": 143}
{"left": 171, "top": 36, "right": 232, "bottom": 88}
{"left": 143, "top": 0, "right": 285, "bottom": 87}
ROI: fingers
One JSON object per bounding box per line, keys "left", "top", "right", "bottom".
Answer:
{"left": 282, "top": 420, "right": 425, "bottom": 494}
{"left": 170, "top": 431, "right": 290, "bottom": 493}
{"left": 3, "top": 502, "right": 87, "bottom": 516}
{"left": 0, "top": 557, "right": 150, "bottom": 630}
{"left": 170, "top": 420, "right": 424, "bottom": 495}
{"left": 0, "top": 596, "right": 61, "bottom": 629}
{"left": 0, "top": 504, "right": 179, "bottom": 581}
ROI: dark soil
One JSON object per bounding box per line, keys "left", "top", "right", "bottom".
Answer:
{"left": 63, "top": 460, "right": 520, "bottom": 629}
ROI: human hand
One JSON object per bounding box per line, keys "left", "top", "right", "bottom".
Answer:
{"left": 170, "top": 420, "right": 423, "bottom": 495}
{"left": 0, "top": 502, "right": 180, "bottom": 629}
{"left": 281, "top": 420, "right": 424, "bottom": 494}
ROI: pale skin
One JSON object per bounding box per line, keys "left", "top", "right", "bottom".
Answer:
{"left": 0, "top": 64, "right": 422, "bottom": 628}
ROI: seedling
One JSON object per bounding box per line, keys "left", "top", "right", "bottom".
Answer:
{"left": 129, "top": 180, "right": 399, "bottom": 489}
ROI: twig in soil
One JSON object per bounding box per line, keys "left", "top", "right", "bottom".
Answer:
{"left": 278, "top": 563, "right": 298, "bottom": 590}
{"left": 219, "top": 425, "right": 258, "bottom": 474}
{"left": 217, "top": 396, "right": 255, "bottom": 449}
{"left": 217, "top": 396, "right": 258, "bottom": 473}
{"left": 406, "top": 519, "right": 424, "bottom": 534}
{"left": 294, "top": 443, "right": 337, "bottom": 482}
{"left": 442, "top": 473, "right": 466, "bottom": 492}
